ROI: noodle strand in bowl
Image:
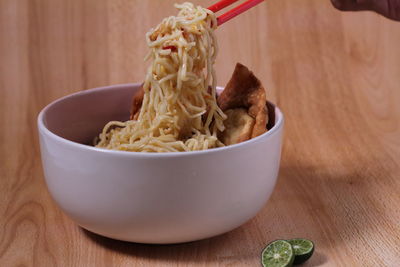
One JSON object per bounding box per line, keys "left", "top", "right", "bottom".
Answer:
{"left": 96, "top": 2, "right": 226, "bottom": 152}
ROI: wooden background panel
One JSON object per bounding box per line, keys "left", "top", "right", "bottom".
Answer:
{"left": 0, "top": 0, "right": 399, "bottom": 266}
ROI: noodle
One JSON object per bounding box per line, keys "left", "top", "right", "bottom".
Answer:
{"left": 95, "top": 2, "right": 226, "bottom": 152}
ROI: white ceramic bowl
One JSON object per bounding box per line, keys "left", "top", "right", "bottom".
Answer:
{"left": 38, "top": 83, "right": 284, "bottom": 244}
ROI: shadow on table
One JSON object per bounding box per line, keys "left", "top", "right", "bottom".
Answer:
{"left": 304, "top": 252, "right": 328, "bottom": 267}
{"left": 82, "top": 224, "right": 328, "bottom": 266}
{"left": 81, "top": 225, "right": 256, "bottom": 264}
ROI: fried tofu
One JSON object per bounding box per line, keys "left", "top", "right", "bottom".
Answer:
{"left": 221, "top": 108, "right": 255, "bottom": 145}
{"left": 218, "top": 63, "right": 268, "bottom": 144}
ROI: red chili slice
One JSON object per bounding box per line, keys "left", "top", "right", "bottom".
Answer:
{"left": 163, "top": 45, "right": 177, "bottom": 52}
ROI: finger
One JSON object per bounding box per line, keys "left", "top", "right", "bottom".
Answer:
{"left": 330, "top": 0, "right": 374, "bottom": 11}
{"left": 331, "top": 0, "right": 400, "bottom": 21}
{"left": 385, "top": 0, "right": 400, "bottom": 20}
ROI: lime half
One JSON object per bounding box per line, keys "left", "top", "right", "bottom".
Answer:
{"left": 288, "top": 238, "right": 314, "bottom": 265}
{"left": 261, "top": 240, "right": 295, "bottom": 267}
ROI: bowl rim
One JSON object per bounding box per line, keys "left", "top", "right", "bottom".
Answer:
{"left": 37, "top": 83, "right": 284, "bottom": 158}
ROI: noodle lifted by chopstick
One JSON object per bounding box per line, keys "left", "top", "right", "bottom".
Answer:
{"left": 96, "top": 2, "right": 226, "bottom": 152}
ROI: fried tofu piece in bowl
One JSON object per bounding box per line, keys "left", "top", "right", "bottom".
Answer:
{"left": 218, "top": 63, "right": 269, "bottom": 145}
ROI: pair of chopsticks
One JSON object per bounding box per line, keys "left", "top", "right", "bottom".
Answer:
{"left": 208, "top": 0, "right": 264, "bottom": 26}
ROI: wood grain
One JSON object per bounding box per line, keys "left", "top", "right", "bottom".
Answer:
{"left": 1, "top": 0, "right": 400, "bottom": 266}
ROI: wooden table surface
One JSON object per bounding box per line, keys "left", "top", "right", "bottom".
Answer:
{"left": 1, "top": 0, "right": 400, "bottom": 266}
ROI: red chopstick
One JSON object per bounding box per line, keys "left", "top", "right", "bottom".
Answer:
{"left": 208, "top": 0, "right": 240, "bottom": 13}
{"left": 208, "top": 0, "right": 265, "bottom": 26}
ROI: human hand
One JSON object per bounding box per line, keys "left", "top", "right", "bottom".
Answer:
{"left": 331, "top": 0, "right": 400, "bottom": 21}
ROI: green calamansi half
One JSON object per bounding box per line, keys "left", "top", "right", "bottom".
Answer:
{"left": 287, "top": 238, "right": 314, "bottom": 265}
{"left": 261, "top": 240, "right": 295, "bottom": 267}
